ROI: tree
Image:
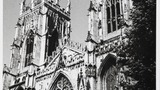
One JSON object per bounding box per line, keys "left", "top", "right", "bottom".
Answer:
{"left": 118, "top": 0, "right": 156, "bottom": 90}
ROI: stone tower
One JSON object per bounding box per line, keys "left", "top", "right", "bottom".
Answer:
{"left": 7, "top": 0, "right": 73, "bottom": 89}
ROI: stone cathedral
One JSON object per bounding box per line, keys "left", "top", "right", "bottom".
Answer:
{"left": 3, "top": 0, "right": 135, "bottom": 90}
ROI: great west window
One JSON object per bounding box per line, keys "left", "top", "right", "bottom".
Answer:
{"left": 106, "top": 0, "right": 121, "bottom": 34}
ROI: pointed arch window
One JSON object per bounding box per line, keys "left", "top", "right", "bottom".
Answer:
{"left": 51, "top": 74, "right": 73, "bottom": 90}
{"left": 106, "top": 0, "right": 122, "bottom": 33}
{"left": 25, "top": 31, "right": 34, "bottom": 67}
{"left": 107, "top": 7, "right": 111, "bottom": 33}
{"left": 116, "top": 2, "right": 121, "bottom": 29}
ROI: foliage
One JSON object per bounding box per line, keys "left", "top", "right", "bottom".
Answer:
{"left": 118, "top": 0, "right": 156, "bottom": 90}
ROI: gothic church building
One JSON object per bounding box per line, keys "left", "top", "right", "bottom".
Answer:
{"left": 3, "top": 0, "right": 134, "bottom": 90}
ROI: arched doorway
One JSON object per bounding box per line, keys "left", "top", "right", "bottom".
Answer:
{"left": 102, "top": 65, "right": 117, "bottom": 90}
{"left": 99, "top": 54, "right": 118, "bottom": 90}
{"left": 50, "top": 73, "right": 73, "bottom": 90}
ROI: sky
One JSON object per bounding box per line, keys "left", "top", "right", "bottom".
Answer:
{"left": 3, "top": 0, "right": 89, "bottom": 66}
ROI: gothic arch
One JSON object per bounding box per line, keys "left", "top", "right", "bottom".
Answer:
{"left": 98, "top": 53, "right": 118, "bottom": 90}
{"left": 98, "top": 53, "right": 117, "bottom": 76}
{"left": 25, "top": 30, "right": 35, "bottom": 66}
{"left": 49, "top": 71, "right": 74, "bottom": 90}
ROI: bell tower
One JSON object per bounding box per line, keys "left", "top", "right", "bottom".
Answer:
{"left": 10, "top": 0, "right": 72, "bottom": 69}
{"left": 44, "top": 0, "right": 71, "bottom": 65}
{"left": 9, "top": 0, "right": 72, "bottom": 89}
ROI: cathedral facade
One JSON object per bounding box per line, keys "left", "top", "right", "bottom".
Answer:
{"left": 3, "top": 0, "right": 134, "bottom": 90}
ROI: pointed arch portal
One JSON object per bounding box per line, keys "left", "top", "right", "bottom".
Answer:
{"left": 99, "top": 54, "right": 118, "bottom": 90}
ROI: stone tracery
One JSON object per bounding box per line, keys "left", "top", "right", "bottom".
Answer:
{"left": 51, "top": 74, "right": 73, "bottom": 90}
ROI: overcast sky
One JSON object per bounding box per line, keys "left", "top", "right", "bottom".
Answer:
{"left": 3, "top": 0, "right": 89, "bottom": 66}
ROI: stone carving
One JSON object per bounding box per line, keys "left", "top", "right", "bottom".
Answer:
{"left": 95, "top": 36, "right": 128, "bottom": 56}
{"left": 36, "top": 65, "right": 56, "bottom": 78}
{"left": 85, "top": 64, "right": 96, "bottom": 77}
{"left": 64, "top": 53, "right": 84, "bottom": 67}
{"left": 77, "top": 69, "right": 85, "bottom": 90}
{"left": 66, "top": 40, "right": 85, "bottom": 53}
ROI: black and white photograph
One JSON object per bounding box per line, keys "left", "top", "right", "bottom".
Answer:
{"left": 2, "top": 0, "right": 157, "bottom": 90}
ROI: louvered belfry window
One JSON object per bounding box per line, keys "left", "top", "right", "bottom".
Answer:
{"left": 25, "top": 31, "right": 34, "bottom": 67}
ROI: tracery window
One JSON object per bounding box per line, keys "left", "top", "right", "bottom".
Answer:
{"left": 107, "top": 7, "right": 111, "bottom": 33}
{"left": 52, "top": 75, "right": 73, "bottom": 90}
{"left": 106, "top": 0, "right": 122, "bottom": 33}
{"left": 25, "top": 31, "right": 34, "bottom": 67}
